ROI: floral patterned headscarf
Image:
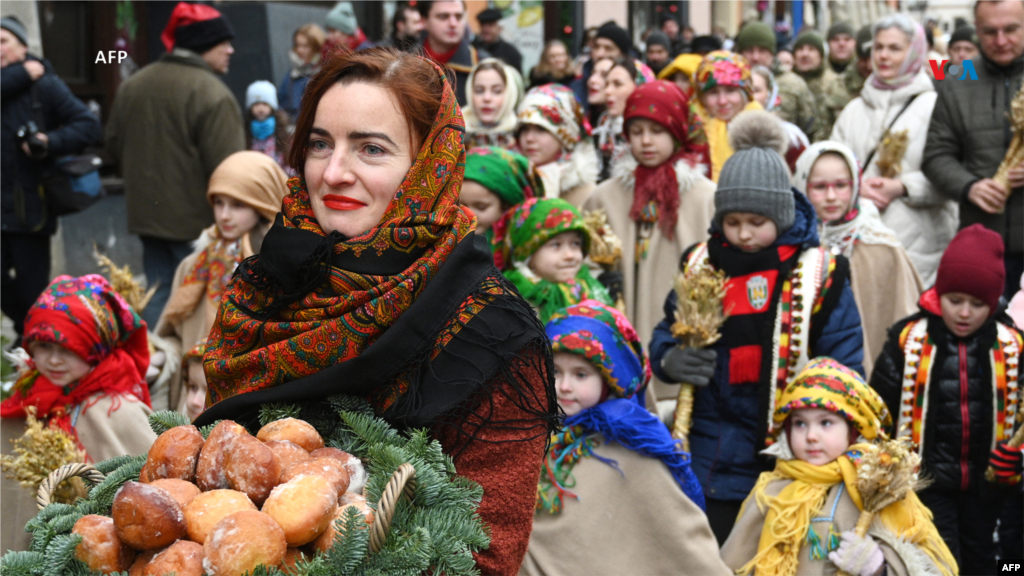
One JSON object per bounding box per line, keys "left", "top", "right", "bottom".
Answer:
{"left": 694, "top": 50, "right": 754, "bottom": 103}
{"left": 516, "top": 83, "right": 592, "bottom": 152}
{"left": 506, "top": 197, "right": 591, "bottom": 263}
{"left": 545, "top": 300, "right": 651, "bottom": 399}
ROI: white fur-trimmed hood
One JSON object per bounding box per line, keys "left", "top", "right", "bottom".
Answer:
{"left": 611, "top": 152, "right": 709, "bottom": 195}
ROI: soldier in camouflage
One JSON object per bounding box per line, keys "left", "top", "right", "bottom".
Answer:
{"left": 837, "top": 25, "right": 874, "bottom": 110}
{"left": 793, "top": 31, "right": 847, "bottom": 141}
{"left": 734, "top": 22, "right": 819, "bottom": 141}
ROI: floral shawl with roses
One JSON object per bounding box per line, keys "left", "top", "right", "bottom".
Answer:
{"left": 502, "top": 198, "right": 611, "bottom": 324}
{"left": 197, "top": 60, "right": 558, "bottom": 444}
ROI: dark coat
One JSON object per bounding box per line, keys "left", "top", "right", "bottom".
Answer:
{"left": 648, "top": 191, "right": 865, "bottom": 502}
{"left": 105, "top": 50, "right": 245, "bottom": 242}
{"left": 420, "top": 33, "right": 486, "bottom": 106}
{"left": 922, "top": 52, "right": 1024, "bottom": 254}
{"left": 1, "top": 57, "right": 102, "bottom": 234}
{"left": 870, "top": 289, "right": 1024, "bottom": 492}
{"left": 472, "top": 37, "right": 523, "bottom": 74}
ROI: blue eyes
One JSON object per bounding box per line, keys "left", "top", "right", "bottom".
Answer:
{"left": 365, "top": 144, "right": 384, "bottom": 156}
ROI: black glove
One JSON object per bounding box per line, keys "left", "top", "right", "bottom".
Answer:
{"left": 597, "top": 270, "right": 623, "bottom": 303}
{"left": 660, "top": 346, "right": 716, "bottom": 386}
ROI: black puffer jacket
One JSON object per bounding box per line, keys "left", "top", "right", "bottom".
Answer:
{"left": 871, "top": 289, "right": 1024, "bottom": 492}
{"left": 1, "top": 56, "right": 102, "bottom": 234}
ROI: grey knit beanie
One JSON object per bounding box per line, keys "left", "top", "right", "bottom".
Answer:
{"left": 1, "top": 16, "right": 28, "bottom": 47}
{"left": 714, "top": 110, "right": 794, "bottom": 232}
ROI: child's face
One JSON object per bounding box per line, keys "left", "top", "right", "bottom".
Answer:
{"left": 788, "top": 407, "right": 851, "bottom": 466}
{"left": 806, "top": 153, "right": 854, "bottom": 222}
{"left": 529, "top": 230, "right": 583, "bottom": 283}
{"left": 211, "top": 193, "right": 262, "bottom": 241}
{"left": 721, "top": 212, "right": 778, "bottom": 252}
{"left": 27, "top": 341, "right": 92, "bottom": 387}
{"left": 627, "top": 118, "right": 675, "bottom": 168}
{"left": 185, "top": 359, "right": 208, "bottom": 422}
{"left": 460, "top": 180, "right": 505, "bottom": 235}
{"left": 250, "top": 102, "right": 274, "bottom": 122}
{"left": 553, "top": 351, "right": 605, "bottom": 416}
{"left": 940, "top": 291, "right": 991, "bottom": 338}
{"left": 517, "top": 125, "right": 564, "bottom": 167}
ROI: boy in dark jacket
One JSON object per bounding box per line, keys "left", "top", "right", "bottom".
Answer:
{"left": 871, "top": 224, "right": 1024, "bottom": 574}
{"left": 648, "top": 111, "right": 864, "bottom": 544}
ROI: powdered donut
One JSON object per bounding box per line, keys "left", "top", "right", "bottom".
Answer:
{"left": 196, "top": 420, "right": 248, "bottom": 491}
{"left": 146, "top": 425, "right": 205, "bottom": 482}
{"left": 309, "top": 448, "right": 367, "bottom": 494}
{"left": 138, "top": 461, "right": 151, "bottom": 483}
{"left": 202, "top": 510, "right": 286, "bottom": 576}
{"left": 142, "top": 539, "right": 204, "bottom": 576}
{"left": 265, "top": 439, "right": 312, "bottom": 471}
{"left": 128, "top": 549, "right": 159, "bottom": 576}
{"left": 112, "top": 481, "right": 187, "bottom": 551}
{"left": 279, "top": 457, "right": 350, "bottom": 500}
{"left": 148, "top": 478, "right": 201, "bottom": 509}
{"left": 222, "top": 434, "right": 282, "bottom": 506}
{"left": 312, "top": 494, "right": 375, "bottom": 554}
{"left": 183, "top": 489, "right": 256, "bottom": 544}
{"left": 72, "top": 514, "right": 136, "bottom": 573}
{"left": 262, "top": 474, "right": 337, "bottom": 546}
{"left": 256, "top": 418, "right": 324, "bottom": 452}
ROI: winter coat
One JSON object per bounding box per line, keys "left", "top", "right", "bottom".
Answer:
{"left": 870, "top": 289, "right": 1024, "bottom": 493}
{"left": 581, "top": 155, "right": 717, "bottom": 400}
{"left": 923, "top": 52, "right": 1024, "bottom": 255}
{"left": 519, "top": 436, "right": 732, "bottom": 576}
{"left": 799, "top": 65, "right": 847, "bottom": 142}
{"left": 831, "top": 71, "right": 958, "bottom": 286}
{"left": 277, "top": 51, "right": 318, "bottom": 119}
{"left": 535, "top": 139, "right": 599, "bottom": 208}
{"left": 105, "top": 49, "right": 245, "bottom": 242}
{"left": 772, "top": 66, "right": 820, "bottom": 142}
{"left": 1, "top": 57, "right": 102, "bottom": 235}
{"left": 722, "top": 479, "right": 953, "bottom": 576}
{"left": 648, "top": 191, "right": 865, "bottom": 502}
{"left": 420, "top": 34, "right": 485, "bottom": 106}
{"left": 473, "top": 37, "right": 523, "bottom": 74}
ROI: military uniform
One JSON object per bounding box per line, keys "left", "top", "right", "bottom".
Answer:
{"left": 798, "top": 65, "right": 847, "bottom": 141}
{"left": 836, "top": 64, "right": 867, "bottom": 110}
{"left": 772, "top": 66, "right": 819, "bottom": 141}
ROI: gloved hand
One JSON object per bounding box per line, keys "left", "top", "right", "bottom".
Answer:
{"left": 989, "top": 441, "right": 1023, "bottom": 484}
{"left": 597, "top": 270, "right": 623, "bottom": 303}
{"left": 828, "top": 531, "right": 884, "bottom": 576}
{"left": 660, "top": 346, "right": 716, "bottom": 386}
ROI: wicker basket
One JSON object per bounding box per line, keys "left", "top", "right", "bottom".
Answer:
{"left": 36, "top": 461, "right": 417, "bottom": 554}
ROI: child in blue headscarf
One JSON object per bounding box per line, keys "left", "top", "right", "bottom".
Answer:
{"left": 520, "top": 300, "right": 730, "bottom": 576}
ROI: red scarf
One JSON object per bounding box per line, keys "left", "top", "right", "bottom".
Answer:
{"left": 0, "top": 275, "right": 151, "bottom": 458}
{"left": 423, "top": 41, "right": 460, "bottom": 65}
{"left": 631, "top": 150, "right": 687, "bottom": 240}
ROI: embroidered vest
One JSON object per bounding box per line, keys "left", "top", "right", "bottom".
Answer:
{"left": 897, "top": 318, "right": 1022, "bottom": 454}
{"left": 685, "top": 243, "right": 832, "bottom": 442}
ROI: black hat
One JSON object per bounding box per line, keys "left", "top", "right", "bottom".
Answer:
{"left": 477, "top": 8, "right": 502, "bottom": 24}
{"left": 646, "top": 31, "right": 670, "bottom": 50}
{"left": 690, "top": 35, "right": 723, "bottom": 54}
{"left": 596, "top": 23, "right": 632, "bottom": 56}
{"left": 949, "top": 25, "right": 979, "bottom": 48}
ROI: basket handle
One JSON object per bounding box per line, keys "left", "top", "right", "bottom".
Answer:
{"left": 36, "top": 462, "right": 105, "bottom": 510}
{"left": 368, "top": 462, "right": 417, "bottom": 554}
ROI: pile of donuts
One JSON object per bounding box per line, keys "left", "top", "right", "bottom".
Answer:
{"left": 70, "top": 417, "right": 372, "bottom": 576}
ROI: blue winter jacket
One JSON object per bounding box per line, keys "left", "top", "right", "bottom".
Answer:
{"left": 648, "top": 190, "right": 864, "bottom": 502}
{"left": 277, "top": 72, "right": 310, "bottom": 119}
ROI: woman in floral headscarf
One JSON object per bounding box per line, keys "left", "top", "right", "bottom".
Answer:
{"left": 515, "top": 84, "right": 599, "bottom": 207}
{"left": 521, "top": 300, "right": 729, "bottom": 576}
{"left": 693, "top": 50, "right": 763, "bottom": 181}
{"left": 464, "top": 58, "right": 525, "bottom": 149}
{"left": 196, "top": 48, "right": 558, "bottom": 575}
{"left": 831, "top": 14, "right": 956, "bottom": 287}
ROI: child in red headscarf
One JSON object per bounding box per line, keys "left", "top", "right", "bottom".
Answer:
{"left": 1, "top": 275, "right": 157, "bottom": 462}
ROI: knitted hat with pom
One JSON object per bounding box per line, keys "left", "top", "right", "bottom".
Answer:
{"left": 936, "top": 223, "right": 1005, "bottom": 311}
{"left": 713, "top": 110, "right": 794, "bottom": 232}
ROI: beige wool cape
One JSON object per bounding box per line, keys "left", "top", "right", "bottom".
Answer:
{"left": 535, "top": 139, "right": 599, "bottom": 208}
{"left": 582, "top": 155, "right": 717, "bottom": 400}
{"left": 721, "top": 478, "right": 953, "bottom": 576}
{"left": 519, "top": 437, "right": 731, "bottom": 576}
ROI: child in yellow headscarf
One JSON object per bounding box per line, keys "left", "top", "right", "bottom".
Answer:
{"left": 721, "top": 357, "right": 956, "bottom": 576}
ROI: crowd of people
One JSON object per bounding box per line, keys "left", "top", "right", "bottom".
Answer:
{"left": 2, "top": 0, "right": 1024, "bottom": 574}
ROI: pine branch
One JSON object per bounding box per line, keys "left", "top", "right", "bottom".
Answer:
{"left": 47, "top": 511, "right": 82, "bottom": 535}
{"left": 199, "top": 420, "right": 222, "bottom": 439}
{"left": 259, "top": 403, "right": 301, "bottom": 427}
{"left": 42, "top": 533, "right": 82, "bottom": 576}
{"left": 0, "top": 551, "right": 44, "bottom": 576}
{"left": 327, "top": 394, "right": 374, "bottom": 416}
{"left": 94, "top": 454, "right": 136, "bottom": 475}
{"left": 147, "top": 410, "right": 190, "bottom": 435}
{"left": 87, "top": 455, "right": 144, "bottom": 510}
{"left": 325, "top": 507, "right": 371, "bottom": 575}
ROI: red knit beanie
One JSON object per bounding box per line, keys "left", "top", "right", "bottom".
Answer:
{"left": 935, "top": 224, "right": 1005, "bottom": 311}
{"left": 161, "top": 2, "right": 234, "bottom": 53}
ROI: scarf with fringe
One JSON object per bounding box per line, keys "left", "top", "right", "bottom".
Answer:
{"left": 738, "top": 453, "right": 957, "bottom": 576}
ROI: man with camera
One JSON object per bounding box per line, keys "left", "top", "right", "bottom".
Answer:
{"left": 1, "top": 16, "right": 102, "bottom": 338}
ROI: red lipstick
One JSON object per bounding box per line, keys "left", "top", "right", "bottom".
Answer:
{"left": 322, "top": 194, "right": 367, "bottom": 211}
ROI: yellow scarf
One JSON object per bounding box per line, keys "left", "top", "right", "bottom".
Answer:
{"left": 737, "top": 447, "right": 956, "bottom": 576}
{"left": 693, "top": 100, "right": 763, "bottom": 182}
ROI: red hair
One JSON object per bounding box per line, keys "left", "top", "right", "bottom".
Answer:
{"left": 287, "top": 47, "right": 446, "bottom": 174}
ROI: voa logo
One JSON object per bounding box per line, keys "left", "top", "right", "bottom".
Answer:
{"left": 928, "top": 59, "right": 979, "bottom": 80}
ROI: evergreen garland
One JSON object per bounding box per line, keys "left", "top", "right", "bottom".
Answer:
{"left": 2, "top": 397, "right": 489, "bottom": 575}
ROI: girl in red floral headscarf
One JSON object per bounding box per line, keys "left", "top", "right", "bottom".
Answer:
{"left": 1, "top": 275, "right": 157, "bottom": 462}
{"left": 583, "top": 79, "right": 717, "bottom": 404}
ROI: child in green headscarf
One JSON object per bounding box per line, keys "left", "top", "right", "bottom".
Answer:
{"left": 503, "top": 198, "right": 612, "bottom": 323}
